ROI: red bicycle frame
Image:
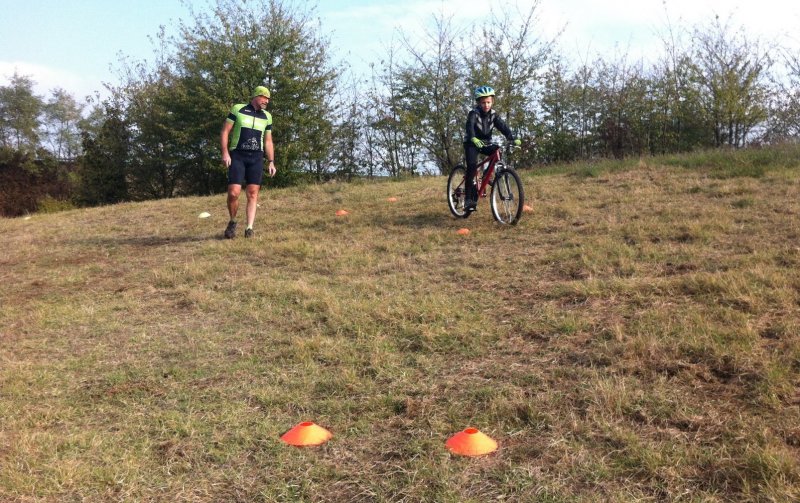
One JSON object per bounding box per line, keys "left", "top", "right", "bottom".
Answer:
{"left": 474, "top": 147, "right": 503, "bottom": 198}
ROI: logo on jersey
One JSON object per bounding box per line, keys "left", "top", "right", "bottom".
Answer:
{"left": 241, "top": 138, "right": 261, "bottom": 151}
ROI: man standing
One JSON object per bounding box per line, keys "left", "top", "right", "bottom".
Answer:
{"left": 220, "top": 86, "right": 276, "bottom": 239}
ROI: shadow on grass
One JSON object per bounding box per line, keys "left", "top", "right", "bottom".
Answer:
{"left": 74, "top": 233, "right": 220, "bottom": 248}
{"left": 387, "top": 209, "right": 457, "bottom": 229}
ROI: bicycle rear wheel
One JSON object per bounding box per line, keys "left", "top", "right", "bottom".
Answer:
{"left": 490, "top": 168, "right": 524, "bottom": 224}
{"left": 447, "top": 165, "right": 470, "bottom": 218}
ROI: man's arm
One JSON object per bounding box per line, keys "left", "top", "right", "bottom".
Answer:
{"left": 264, "top": 131, "right": 276, "bottom": 177}
{"left": 220, "top": 121, "right": 234, "bottom": 167}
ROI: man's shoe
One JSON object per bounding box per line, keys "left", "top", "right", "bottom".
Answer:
{"left": 224, "top": 221, "right": 237, "bottom": 239}
{"left": 244, "top": 228, "right": 254, "bottom": 238}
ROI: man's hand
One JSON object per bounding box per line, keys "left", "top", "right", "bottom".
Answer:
{"left": 222, "top": 151, "right": 232, "bottom": 167}
{"left": 268, "top": 161, "right": 276, "bottom": 177}
{"left": 471, "top": 137, "right": 484, "bottom": 149}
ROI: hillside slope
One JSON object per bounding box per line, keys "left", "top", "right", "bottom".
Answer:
{"left": 1, "top": 158, "right": 799, "bottom": 501}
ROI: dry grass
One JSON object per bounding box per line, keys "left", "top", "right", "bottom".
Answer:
{"left": 1, "top": 148, "right": 799, "bottom": 502}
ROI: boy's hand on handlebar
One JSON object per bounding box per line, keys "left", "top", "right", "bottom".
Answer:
{"left": 471, "top": 137, "right": 484, "bottom": 149}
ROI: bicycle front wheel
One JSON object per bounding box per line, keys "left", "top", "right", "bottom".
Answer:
{"left": 490, "top": 168, "right": 524, "bottom": 224}
{"left": 447, "top": 164, "right": 470, "bottom": 218}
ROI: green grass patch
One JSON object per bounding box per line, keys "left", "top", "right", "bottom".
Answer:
{"left": 659, "top": 142, "right": 800, "bottom": 178}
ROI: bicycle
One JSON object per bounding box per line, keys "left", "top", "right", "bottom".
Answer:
{"left": 447, "top": 142, "right": 525, "bottom": 225}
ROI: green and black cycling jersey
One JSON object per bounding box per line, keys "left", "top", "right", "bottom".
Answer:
{"left": 226, "top": 104, "right": 273, "bottom": 152}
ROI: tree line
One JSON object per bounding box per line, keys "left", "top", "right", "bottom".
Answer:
{"left": 1, "top": 0, "right": 799, "bottom": 216}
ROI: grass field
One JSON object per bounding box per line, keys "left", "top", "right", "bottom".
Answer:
{"left": 1, "top": 146, "right": 799, "bottom": 501}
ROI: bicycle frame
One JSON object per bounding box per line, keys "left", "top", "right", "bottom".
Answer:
{"left": 474, "top": 147, "right": 503, "bottom": 198}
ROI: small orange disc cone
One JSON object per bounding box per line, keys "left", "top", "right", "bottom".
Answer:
{"left": 445, "top": 428, "right": 498, "bottom": 456}
{"left": 280, "top": 422, "right": 332, "bottom": 447}
{"left": 387, "top": 197, "right": 398, "bottom": 202}
{"left": 335, "top": 209, "right": 349, "bottom": 216}
{"left": 456, "top": 228, "right": 470, "bottom": 235}
{"left": 523, "top": 204, "right": 533, "bottom": 212}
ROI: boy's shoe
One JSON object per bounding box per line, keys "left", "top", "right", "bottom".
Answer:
{"left": 224, "top": 221, "right": 237, "bottom": 239}
{"left": 244, "top": 228, "right": 254, "bottom": 238}
{"left": 465, "top": 185, "right": 478, "bottom": 211}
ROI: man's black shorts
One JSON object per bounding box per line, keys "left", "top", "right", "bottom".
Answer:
{"left": 228, "top": 150, "right": 264, "bottom": 186}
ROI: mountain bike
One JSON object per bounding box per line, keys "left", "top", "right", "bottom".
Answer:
{"left": 447, "top": 142, "right": 525, "bottom": 225}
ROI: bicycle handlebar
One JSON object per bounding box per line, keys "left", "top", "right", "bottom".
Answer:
{"left": 485, "top": 140, "right": 519, "bottom": 151}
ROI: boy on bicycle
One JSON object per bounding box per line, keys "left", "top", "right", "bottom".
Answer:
{"left": 463, "top": 86, "right": 521, "bottom": 211}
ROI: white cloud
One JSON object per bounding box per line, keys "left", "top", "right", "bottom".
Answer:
{"left": 0, "top": 60, "right": 106, "bottom": 102}
{"left": 321, "top": 0, "right": 545, "bottom": 77}
{"left": 541, "top": 0, "right": 800, "bottom": 61}
{"left": 324, "top": 0, "right": 800, "bottom": 81}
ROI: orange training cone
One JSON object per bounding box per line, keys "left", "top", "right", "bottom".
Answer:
{"left": 456, "top": 228, "right": 470, "bottom": 235}
{"left": 445, "top": 428, "right": 498, "bottom": 456}
{"left": 335, "top": 209, "right": 349, "bottom": 216}
{"left": 280, "top": 421, "right": 332, "bottom": 447}
{"left": 523, "top": 204, "right": 533, "bottom": 212}
{"left": 387, "top": 197, "right": 398, "bottom": 202}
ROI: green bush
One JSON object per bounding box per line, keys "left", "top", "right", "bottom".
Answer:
{"left": 36, "top": 196, "right": 77, "bottom": 214}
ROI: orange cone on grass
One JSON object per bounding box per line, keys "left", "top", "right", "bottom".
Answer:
{"left": 523, "top": 204, "right": 533, "bottom": 212}
{"left": 456, "top": 228, "right": 470, "bottom": 235}
{"left": 335, "top": 209, "right": 349, "bottom": 216}
{"left": 280, "top": 421, "right": 332, "bottom": 447}
{"left": 387, "top": 197, "right": 398, "bottom": 202}
{"left": 445, "top": 428, "right": 498, "bottom": 456}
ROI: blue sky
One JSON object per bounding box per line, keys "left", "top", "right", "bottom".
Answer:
{"left": 1, "top": 0, "right": 798, "bottom": 101}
